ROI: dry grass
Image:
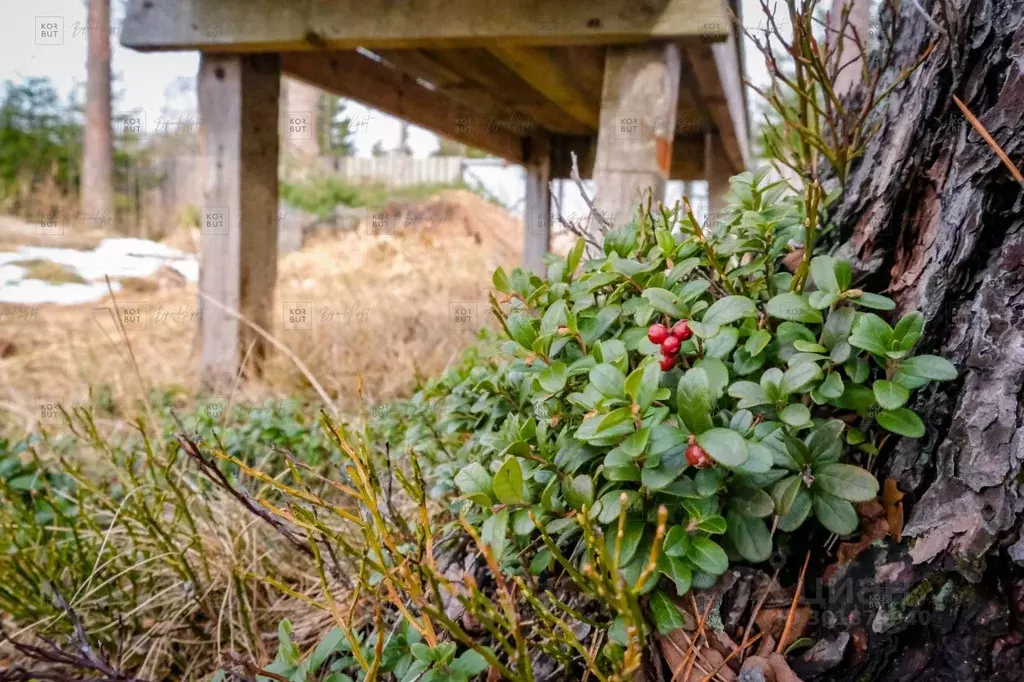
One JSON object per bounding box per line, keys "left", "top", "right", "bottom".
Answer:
{"left": 11, "top": 259, "right": 86, "bottom": 284}
{"left": 0, "top": 190, "right": 522, "bottom": 435}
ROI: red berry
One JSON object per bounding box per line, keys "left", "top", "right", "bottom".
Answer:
{"left": 671, "top": 319, "right": 693, "bottom": 341}
{"left": 648, "top": 323, "right": 669, "bottom": 345}
{"left": 661, "top": 335, "right": 681, "bottom": 355}
{"left": 686, "top": 443, "right": 711, "bottom": 468}
{"left": 659, "top": 353, "right": 677, "bottom": 371}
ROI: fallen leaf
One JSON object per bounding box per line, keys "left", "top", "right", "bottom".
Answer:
{"left": 824, "top": 501, "right": 889, "bottom": 580}
{"left": 883, "top": 479, "right": 905, "bottom": 541}
{"left": 756, "top": 606, "right": 810, "bottom": 652}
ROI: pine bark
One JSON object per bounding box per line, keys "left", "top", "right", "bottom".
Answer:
{"left": 815, "top": 0, "right": 1024, "bottom": 677}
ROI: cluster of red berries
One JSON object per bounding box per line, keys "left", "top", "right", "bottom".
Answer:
{"left": 647, "top": 319, "right": 693, "bottom": 371}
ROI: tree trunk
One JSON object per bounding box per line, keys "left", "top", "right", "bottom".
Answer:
{"left": 815, "top": 0, "right": 1024, "bottom": 678}
{"left": 82, "top": 0, "right": 113, "bottom": 227}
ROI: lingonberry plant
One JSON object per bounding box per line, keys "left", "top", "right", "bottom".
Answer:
{"left": 454, "top": 167, "right": 956, "bottom": 634}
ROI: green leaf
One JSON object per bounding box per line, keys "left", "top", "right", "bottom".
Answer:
{"left": 696, "top": 428, "right": 749, "bottom": 467}
{"left": 454, "top": 463, "right": 493, "bottom": 506}
{"left": 481, "top": 510, "right": 509, "bottom": 558}
{"left": 818, "top": 372, "right": 844, "bottom": 399}
{"left": 309, "top": 628, "right": 346, "bottom": 673}
{"left": 493, "top": 457, "right": 525, "bottom": 505}
{"left": 704, "top": 327, "right": 739, "bottom": 358}
{"left": 821, "top": 307, "right": 855, "bottom": 349}
{"left": 778, "top": 489, "right": 812, "bottom": 532}
{"left": 492, "top": 267, "right": 511, "bottom": 293}
{"left": 565, "top": 474, "right": 595, "bottom": 510}
{"left": 538, "top": 362, "right": 567, "bottom": 393}
{"left": 898, "top": 355, "right": 957, "bottom": 381}
{"left": 695, "top": 515, "right": 728, "bottom": 534}
{"left": 745, "top": 329, "right": 771, "bottom": 356}
{"left": 677, "top": 368, "right": 715, "bottom": 434}
{"left": 642, "top": 288, "right": 686, "bottom": 316}
{"left": 876, "top": 408, "right": 926, "bottom": 438}
{"left": 507, "top": 312, "right": 538, "bottom": 349}
{"left": 766, "top": 293, "right": 823, "bottom": 323}
{"left": 530, "top": 548, "right": 554, "bottom": 575}
{"left": 702, "top": 296, "right": 757, "bottom": 326}
{"left": 849, "top": 313, "right": 893, "bottom": 356}
{"left": 606, "top": 517, "right": 645, "bottom": 565}
{"left": 814, "top": 463, "right": 879, "bottom": 502}
{"left": 566, "top": 238, "right": 585, "bottom": 276}
{"left": 688, "top": 536, "right": 728, "bottom": 576}
{"left": 590, "top": 363, "right": 626, "bottom": 399}
{"left": 893, "top": 312, "right": 925, "bottom": 349}
{"left": 452, "top": 650, "right": 490, "bottom": 677}
{"left": 730, "top": 484, "right": 774, "bottom": 518}
{"left": 663, "top": 526, "right": 691, "bottom": 557}
{"left": 810, "top": 256, "right": 840, "bottom": 293}
{"left": 649, "top": 591, "right": 690, "bottom": 634}
{"left": 657, "top": 556, "right": 693, "bottom": 597}
{"left": 812, "top": 492, "right": 858, "bottom": 535}
{"left": 779, "top": 362, "right": 823, "bottom": 395}
{"left": 726, "top": 510, "right": 772, "bottom": 562}
{"left": 728, "top": 381, "right": 770, "bottom": 409}
{"left": 779, "top": 403, "right": 811, "bottom": 427}
{"left": 771, "top": 475, "right": 802, "bottom": 516}
{"left": 873, "top": 379, "right": 909, "bottom": 409}
{"left": 854, "top": 292, "right": 896, "bottom": 310}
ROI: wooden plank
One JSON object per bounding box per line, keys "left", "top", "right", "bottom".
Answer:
{"left": 197, "top": 53, "right": 280, "bottom": 389}
{"left": 586, "top": 44, "right": 682, "bottom": 229}
{"left": 684, "top": 24, "right": 749, "bottom": 172}
{"left": 280, "top": 51, "right": 526, "bottom": 163}
{"left": 523, "top": 139, "right": 552, "bottom": 274}
{"left": 551, "top": 133, "right": 720, "bottom": 180}
{"left": 121, "top": 0, "right": 730, "bottom": 51}
{"left": 374, "top": 49, "right": 591, "bottom": 135}
{"left": 489, "top": 46, "right": 601, "bottom": 130}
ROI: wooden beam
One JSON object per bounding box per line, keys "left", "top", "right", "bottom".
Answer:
{"left": 587, "top": 44, "right": 682, "bottom": 229}
{"left": 197, "top": 53, "right": 280, "bottom": 389}
{"left": 488, "top": 46, "right": 601, "bottom": 130}
{"left": 684, "top": 25, "right": 749, "bottom": 173}
{"left": 523, "top": 139, "right": 552, "bottom": 274}
{"left": 121, "top": 0, "right": 730, "bottom": 52}
{"left": 374, "top": 49, "right": 591, "bottom": 135}
{"left": 550, "top": 133, "right": 725, "bottom": 181}
{"left": 280, "top": 51, "right": 526, "bottom": 163}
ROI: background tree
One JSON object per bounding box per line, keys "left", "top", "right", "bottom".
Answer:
{"left": 82, "top": 0, "right": 113, "bottom": 226}
{"left": 316, "top": 94, "right": 357, "bottom": 158}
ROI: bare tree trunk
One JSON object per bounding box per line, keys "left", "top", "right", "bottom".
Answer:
{"left": 813, "top": 0, "right": 1024, "bottom": 678}
{"left": 82, "top": 0, "right": 113, "bottom": 228}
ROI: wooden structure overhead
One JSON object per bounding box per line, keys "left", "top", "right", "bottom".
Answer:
{"left": 119, "top": 0, "right": 749, "bottom": 389}
{"left": 122, "top": 0, "right": 749, "bottom": 177}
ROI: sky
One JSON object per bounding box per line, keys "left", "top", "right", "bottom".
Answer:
{"left": 1, "top": 0, "right": 775, "bottom": 159}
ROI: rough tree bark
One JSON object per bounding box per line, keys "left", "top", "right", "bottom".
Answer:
{"left": 82, "top": 0, "right": 113, "bottom": 226}
{"left": 815, "top": 0, "right": 1024, "bottom": 678}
